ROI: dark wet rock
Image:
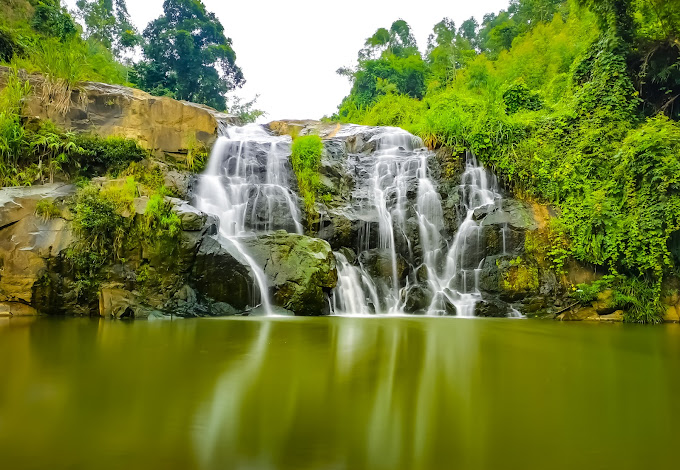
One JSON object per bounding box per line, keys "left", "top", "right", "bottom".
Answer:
{"left": 242, "top": 231, "right": 337, "bottom": 316}
{"left": 358, "top": 249, "right": 409, "bottom": 282}
{"left": 191, "top": 236, "right": 253, "bottom": 310}
{"left": 401, "top": 283, "right": 432, "bottom": 313}
{"left": 475, "top": 299, "right": 510, "bottom": 317}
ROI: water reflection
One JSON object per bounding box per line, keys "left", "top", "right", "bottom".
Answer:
{"left": 0, "top": 317, "right": 679, "bottom": 470}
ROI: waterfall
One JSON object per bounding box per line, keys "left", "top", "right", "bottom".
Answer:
{"left": 424, "top": 152, "right": 503, "bottom": 317}
{"left": 334, "top": 128, "right": 504, "bottom": 317}
{"left": 194, "top": 124, "right": 303, "bottom": 314}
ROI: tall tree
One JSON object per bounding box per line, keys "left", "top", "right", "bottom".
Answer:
{"left": 426, "top": 18, "right": 476, "bottom": 87}
{"left": 134, "top": 0, "right": 244, "bottom": 110}
{"left": 75, "top": 0, "right": 140, "bottom": 58}
{"left": 359, "top": 19, "right": 419, "bottom": 60}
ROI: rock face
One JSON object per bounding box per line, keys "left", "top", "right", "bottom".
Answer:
{"left": 0, "top": 184, "right": 75, "bottom": 316}
{"left": 269, "top": 120, "right": 570, "bottom": 317}
{"left": 0, "top": 66, "right": 239, "bottom": 158}
{"left": 242, "top": 231, "right": 337, "bottom": 316}
{"left": 0, "top": 186, "right": 337, "bottom": 318}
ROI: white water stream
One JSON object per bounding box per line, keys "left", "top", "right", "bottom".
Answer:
{"left": 194, "top": 124, "right": 303, "bottom": 314}
{"left": 196, "top": 124, "right": 505, "bottom": 317}
{"left": 333, "top": 129, "right": 504, "bottom": 317}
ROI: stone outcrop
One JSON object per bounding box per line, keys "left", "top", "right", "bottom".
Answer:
{"left": 0, "top": 66, "right": 239, "bottom": 158}
{"left": 0, "top": 184, "right": 75, "bottom": 315}
{"left": 242, "top": 231, "right": 337, "bottom": 316}
{"left": 0, "top": 185, "right": 338, "bottom": 318}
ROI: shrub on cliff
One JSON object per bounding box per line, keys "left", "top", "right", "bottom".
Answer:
{"left": 291, "top": 135, "right": 323, "bottom": 228}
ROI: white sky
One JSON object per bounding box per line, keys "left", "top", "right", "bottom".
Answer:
{"left": 66, "top": 0, "right": 511, "bottom": 120}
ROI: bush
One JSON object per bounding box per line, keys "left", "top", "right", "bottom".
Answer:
{"left": 30, "top": 0, "right": 77, "bottom": 42}
{"left": 144, "top": 193, "right": 181, "bottom": 242}
{"left": 572, "top": 275, "right": 664, "bottom": 324}
{"left": 0, "top": 27, "right": 25, "bottom": 62}
{"left": 34, "top": 198, "right": 61, "bottom": 221}
{"left": 72, "top": 134, "right": 148, "bottom": 177}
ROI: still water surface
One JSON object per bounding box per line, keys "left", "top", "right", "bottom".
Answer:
{"left": 1, "top": 316, "right": 679, "bottom": 470}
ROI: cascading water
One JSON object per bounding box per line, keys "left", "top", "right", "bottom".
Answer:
{"left": 333, "top": 128, "right": 504, "bottom": 317}
{"left": 194, "top": 124, "right": 303, "bottom": 314}
{"left": 423, "top": 152, "right": 503, "bottom": 317}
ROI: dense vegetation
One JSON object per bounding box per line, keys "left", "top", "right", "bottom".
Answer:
{"left": 0, "top": 0, "right": 252, "bottom": 113}
{"left": 67, "top": 176, "right": 182, "bottom": 302}
{"left": 290, "top": 134, "right": 324, "bottom": 227}
{"left": 0, "top": 68, "right": 146, "bottom": 186}
{"left": 334, "top": 0, "right": 680, "bottom": 322}
{"left": 0, "top": 0, "right": 257, "bottom": 184}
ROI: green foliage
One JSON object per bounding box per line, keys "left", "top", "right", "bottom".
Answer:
{"left": 1, "top": 1, "right": 130, "bottom": 87}
{"left": 133, "top": 0, "right": 244, "bottom": 110}
{"left": 0, "top": 27, "right": 25, "bottom": 62}
{"left": 34, "top": 198, "right": 60, "bottom": 221}
{"left": 184, "top": 134, "right": 209, "bottom": 172}
{"left": 71, "top": 134, "right": 147, "bottom": 177}
{"left": 503, "top": 80, "right": 542, "bottom": 113}
{"left": 68, "top": 179, "right": 135, "bottom": 268}
{"left": 75, "top": 0, "right": 141, "bottom": 58}
{"left": 227, "top": 94, "right": 266, "bottom": 124}
{"left": 144, "top": 192, "right": 181, "bottom": 242}
{"left": 290, "top": 135, "right": 323, "bottom": 227}
{"left": 65, "top": 177, "right": 184, "bottom": 300}
{"left": 66, "top": 179, "right": 135, "bottom": 298}
{"left": 122, "top": 161, "right": 166, "bottom": 192}
{"left": 31, "top": 0, "right": 77, "bottom": 41}
{"left": 573, "top": 274, "right": 664, "bottom": 323}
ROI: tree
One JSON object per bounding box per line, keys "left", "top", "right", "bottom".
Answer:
{"left": 458, "top": 17, "right": 479, "bottom": 46}
{"left": 359, "top": 19, "right": 419, "bottom": 60}
{"left": 134, "top": 0, "right": 244, "bottom": 110}
{"left": 31, "top": 0, "right": 77, "bottom": 41}
{"left": 426, "top": 18, "right": 476, "bottom": 87}
{"left": 75, "top": 0, "right": 140, "bottom": 58}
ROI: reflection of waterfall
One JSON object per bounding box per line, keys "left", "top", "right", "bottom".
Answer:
{"left": 194, "top": 125, "right": 304, "bottom": 313}
{"left": 333, "top": 126, "right": 503, "bottom": 316}
{"left": 191, "top": 317, "right": 483, "bottom": 470}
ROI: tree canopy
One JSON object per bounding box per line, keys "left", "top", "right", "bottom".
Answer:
{"left": 133, "top": 0, "right": 244, "bottom": 110}
{"left": 75, "top": 0, "right": 140, "bottom": 58}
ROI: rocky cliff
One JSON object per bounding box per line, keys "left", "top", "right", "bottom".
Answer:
{"left": 0, "top": 66, "right": 239, "bottom": 159}
{"left": 1, "top": 106, "right": 675, "bottom": 321}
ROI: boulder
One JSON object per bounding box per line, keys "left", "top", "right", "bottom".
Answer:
{"left": 99, "top": 286, "right": 138, "bottom": 318}
{"left": 481, "top": 199, "right": 539, "bottom": 231}
{"left": 591, "top": 289, "right": 617, "bottom": 315}
{"left": 600, "top": 310, "right": 624, "bottom": 322}
{"left": 401, "top": 283, "right": 432, "bottom": 313}
{"left": 242, "top": 231, "right": 337, "bottom": 316}
{"left": 0, "top": 302, "right": 38, "bottom": 316}
{"left": 170, "top": 200, "right": 208, "bottom": 231}
{"left": 475, "top": 299, "right": 510, "bottom": 317}
{"left": 191, "top": 236, "right": 253, "bottom": 310}
{"left": 663, "top": 306, "right": 679, "bottom": 322}
{"left": 557, "top": 306, "right": 600, "bottom": 321}
{"left": 358, "top": 249, "right": 409, "bottom": 282}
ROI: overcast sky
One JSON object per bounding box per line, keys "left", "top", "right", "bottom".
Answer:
{"left": 66, "top": 0, "right": 511, "bottom": 121}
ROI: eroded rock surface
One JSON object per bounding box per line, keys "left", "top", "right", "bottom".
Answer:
{"left": 0, "top": 66, "right": 239, "bottom": 159}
